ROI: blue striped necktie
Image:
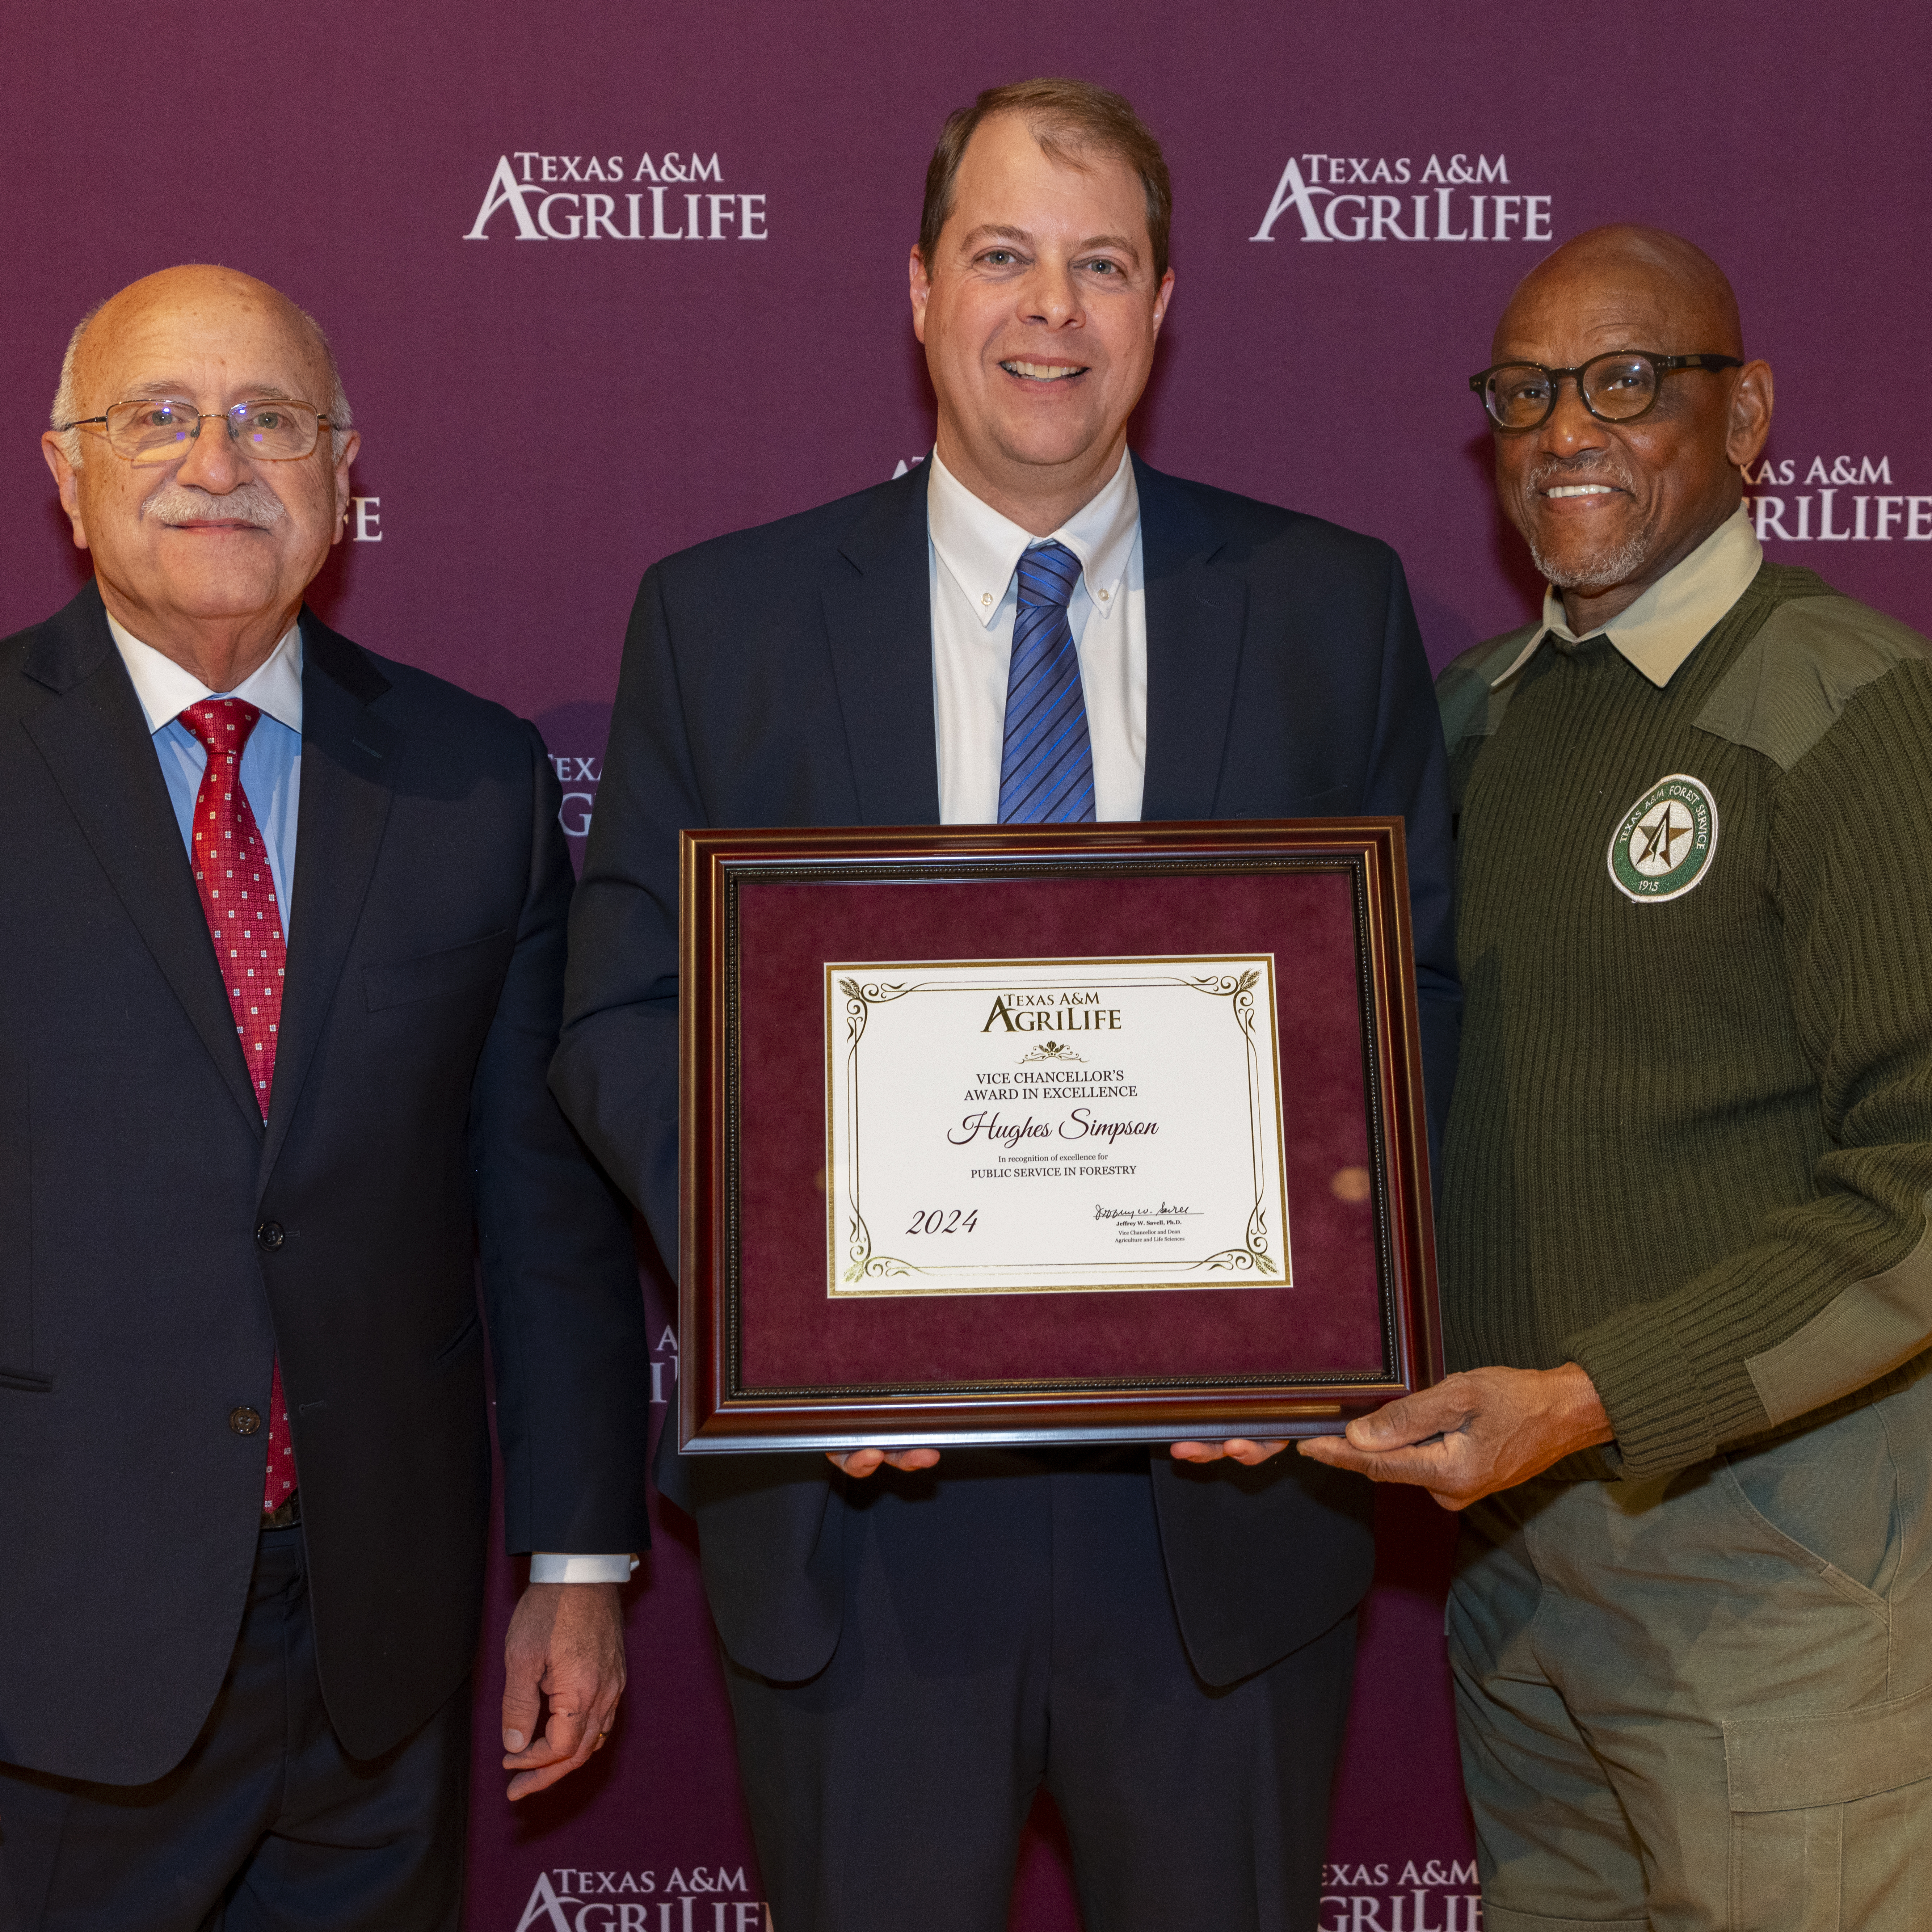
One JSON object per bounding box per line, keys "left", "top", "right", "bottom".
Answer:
{"left": 998, "top": 540, "right": 1095, "bottom": 824}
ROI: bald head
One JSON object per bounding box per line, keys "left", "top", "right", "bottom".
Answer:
{"left": 51, "top": 265, "right": 351, "bottom": 467}
{"left": 1496, "top": 224, "right": 1742, "bottom": 365}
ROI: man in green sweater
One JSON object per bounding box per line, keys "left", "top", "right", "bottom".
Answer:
{"left": 1302, "top": 224, "right": 1932, "bottom": 1928}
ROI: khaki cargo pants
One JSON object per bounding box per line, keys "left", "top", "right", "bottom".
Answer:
{"left": 1449, "top": 1364, "right": 1932, "bottom": 1930}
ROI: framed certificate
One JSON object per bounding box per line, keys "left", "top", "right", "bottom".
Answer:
{"left": 679, "top": 821, "right": 1440, "bottom": 1451}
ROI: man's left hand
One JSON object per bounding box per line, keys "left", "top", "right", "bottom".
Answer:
{"left": 501, "top": 1582, "right": 627, "bottom": 1800}
{"left": 1295, "top": 1363, "right": 1613, "bottom": 1510}
{"left": 1169, "top": 1438, "right": 1288, "bottom": 1466}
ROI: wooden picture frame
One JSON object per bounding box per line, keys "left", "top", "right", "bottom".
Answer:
{"left": 679, "top": 821, "right": 1440, "bottom": 1451}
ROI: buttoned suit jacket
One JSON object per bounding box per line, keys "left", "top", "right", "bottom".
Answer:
{"left": 553, "top": 456, "right": 1459, "bottom": 1687}
{"left": 0, "top": 582, "right": 653, "bottom": 1785}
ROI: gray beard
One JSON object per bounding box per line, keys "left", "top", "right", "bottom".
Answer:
{"left": 141, "top": 479, "right": 286, "bottom": 528}
{"left": 1528, "top": 525, "right": 1653, "bottom": 592}
{"left": 1522, "top": 456, "right": 1649, "bottom": 592}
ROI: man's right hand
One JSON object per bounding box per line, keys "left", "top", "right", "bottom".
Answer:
{"left": 826, "top": 1448, "right": 942, "bottom": 1478}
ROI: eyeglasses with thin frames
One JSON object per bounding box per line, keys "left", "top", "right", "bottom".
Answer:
{"left": 56, "top": 397, "right": 338, "bottom": 465}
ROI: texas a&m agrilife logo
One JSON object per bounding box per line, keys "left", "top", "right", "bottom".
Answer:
{"left": 1253, "top": 149, "right": 1552, "bottom": 244}
{"left": 1608, "top": 775, "right": 1719, "bottom": 904}
{"left": 466, "top": 151, "right": 768, "bottom": 242}
{"left": 1743, "top": 453, "right": 1932, "bottom": 545}
{"left": 547, "top": 750, "right": 600, "bottom": 841}
{"left": 513, "top": 1865, "right": 765, "bottom": 1931}
{"left": 1320, "top": 1855, "right": 1481, "bottom": 1931}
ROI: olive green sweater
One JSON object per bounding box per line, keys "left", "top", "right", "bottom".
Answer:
{"left": 1437, "top": 563, "right": 1932, "bottom": 1480}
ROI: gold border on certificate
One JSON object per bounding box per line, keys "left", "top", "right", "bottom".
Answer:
{"left": 824, "top": 954, "right": 1292, "bottom": 1298}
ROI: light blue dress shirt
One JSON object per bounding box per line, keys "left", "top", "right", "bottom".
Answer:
{"left": 108, "top": 613, "right": 304, "bottom": 929}
{"left": 152, "top": 693, "right": 301, "bottom": 925}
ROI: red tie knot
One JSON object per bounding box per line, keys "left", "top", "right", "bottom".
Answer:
{"left": 180, "top": 697, "right": 264, "bottom": 758}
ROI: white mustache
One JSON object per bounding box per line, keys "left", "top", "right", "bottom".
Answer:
{"left": 141, "top": 480, "right": 286, "bottom": 528}
{"left": 1527, "top": 456, "right": 1634, "bottom": 494}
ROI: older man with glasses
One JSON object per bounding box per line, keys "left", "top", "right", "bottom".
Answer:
{"left": 0, "top": 264, "right": 653, "bottom": 1931}
{"left": 1303, "top": 222, "right": 1932, "bottom": 1929}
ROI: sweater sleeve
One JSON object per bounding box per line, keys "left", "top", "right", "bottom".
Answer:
{"left": 1565, "top": 660, "right": 1932, "bottom": 1478}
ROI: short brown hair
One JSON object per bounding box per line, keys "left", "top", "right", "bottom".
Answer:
{"left": 918, "top": 79, "right": 1173, "bottom": 281}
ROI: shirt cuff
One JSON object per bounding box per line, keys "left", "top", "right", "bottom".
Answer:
{"left": 529, "top": 1552, "right": 638, "bottom": 1583}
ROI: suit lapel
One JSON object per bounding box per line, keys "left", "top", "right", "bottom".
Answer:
{"left": 820, "top": 464, "right": 941, "bottom": 825}
{"left": 1135, "top": 456, "right": 1250, "bottom": 823}
{"left": 21, "top": 585, "right": 263, "bottom": 1132}
{"left": 258, "top": 616, "right": 396, "bottom": 1180}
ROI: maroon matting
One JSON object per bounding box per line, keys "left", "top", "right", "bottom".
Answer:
{"left": 733, "top": 868, "right": 1385, "bottom": 1389}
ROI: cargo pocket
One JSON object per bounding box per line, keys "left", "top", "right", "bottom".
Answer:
{"left": 1717, "top": 1451, "right": 1893, "bottom": 1623}
{"left": 1726, "top": 1680, "right": 1932, "bottom": 1931}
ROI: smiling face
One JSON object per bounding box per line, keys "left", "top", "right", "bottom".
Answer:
{"left": 1488, "top": 227, "right": 1772, "bottom": 628}
{"left": 910, "top": 112, "right": 1173, "bottom": 533}
{"left": 42, "top": 265, "right": 357, "bottom": 681}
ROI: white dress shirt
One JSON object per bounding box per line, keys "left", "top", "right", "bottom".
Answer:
{"left": 926, "top": 447, "right": 1147, "bottom": 823}
{"left": 107, "top": 613, "right": 631, "bottom": 1584}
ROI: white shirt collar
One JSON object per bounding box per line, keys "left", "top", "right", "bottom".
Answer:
{"left": 106, "top": 611, "right": 306, "bottom": 735}
{"left": 1490, "top": 503, "right": 1764, "bottom": 691}
{"left": 927, "top": 446, "right": 1140, "bottom": 630}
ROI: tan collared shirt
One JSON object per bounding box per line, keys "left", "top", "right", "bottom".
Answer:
{"left": 1489, "top": 504, "right": 1765, "bottom": 692}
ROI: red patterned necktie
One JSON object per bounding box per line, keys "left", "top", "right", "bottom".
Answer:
{"left": 179, "top": 699, "right": 295, "bottom": 1514}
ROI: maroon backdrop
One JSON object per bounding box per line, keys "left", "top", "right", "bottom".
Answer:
{"left": 8, "top": 4, "right": 1928, "bottom": 1926}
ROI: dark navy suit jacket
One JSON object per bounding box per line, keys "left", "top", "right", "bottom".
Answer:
{"left": 553, "top": 456, "right": 1458, "bottom": 1685}
{"left": 0, "top": 584, "right": 653, "bottom": 1784}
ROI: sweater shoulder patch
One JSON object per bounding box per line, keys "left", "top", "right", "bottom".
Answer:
{"left": 1746, "top": 1192, "right": 1932, "bottom": 1426}
{"left": 1692, "top": 594, "right": 1932, "bottom": 772}
{"left": 1436, "top": 623, "right": 1541, "bottom": 752}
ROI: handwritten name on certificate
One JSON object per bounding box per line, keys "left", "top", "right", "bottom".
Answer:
{"left": 824, "top": 955, "right": 1291, "bottom": 1297}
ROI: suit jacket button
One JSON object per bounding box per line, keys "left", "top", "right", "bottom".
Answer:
{"left": 230, "top": 1406, "right": 263, "bottom": 1436}
{"left": 255, "top": 1221, "right": 285, "bottom": 1251}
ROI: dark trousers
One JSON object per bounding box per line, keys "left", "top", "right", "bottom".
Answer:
{"left": 0, "top": 1525, "right": 470, "bottom": 1932}
{"left": 723, "top": 1450, "right": 1356, "bottom": 1932}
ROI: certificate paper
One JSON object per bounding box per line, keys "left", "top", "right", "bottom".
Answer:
{"left": 825, "top": 955, "right": 1291, "bottom": 1296}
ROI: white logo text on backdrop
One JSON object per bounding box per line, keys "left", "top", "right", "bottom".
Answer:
{"left": 1744, "top": 455, "right": 1932, "bottom": 543}
{"left": 1253, "top": 153, "right": 1550, "bottom": 243}
{"left": 548, "top": 752, "right": 601, "bottom": 841}
{"left": 466, "top": 154, "right": 767, "bottom": 242}
{"left": 514, "top": 1867, "right": 766, "bottom": 1932}
{"left": 1321, "top": 1858, "right": 1481, "bottom": 1931}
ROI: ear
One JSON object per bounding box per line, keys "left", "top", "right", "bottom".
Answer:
{"left": 1725, "top": 358, "right": 1773, "bottom": 470}
{"left": 1151, "top": 266, "right": 1175, "bottom": 336}
{"left": 41, "top": 432, "right": 90, "bottom": 552}
{"left": 328, "top": 429, "right": 361, "bottom": 547}
{"left": 909, "top": 245, "right": 932, "bottom": 347}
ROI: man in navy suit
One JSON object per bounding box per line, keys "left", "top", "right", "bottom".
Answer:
{"left": 0, "top": 265, "right": 652, "bottom": 1931}
{"left": 554, "top": 79, "right": 1457, "bottom": 1932}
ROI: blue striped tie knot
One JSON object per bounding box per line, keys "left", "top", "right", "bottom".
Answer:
{"left": 998, "top": 540, "right": 1095, "bottom": 824}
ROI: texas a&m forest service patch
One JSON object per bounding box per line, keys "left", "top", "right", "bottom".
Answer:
{"left": 1607, "top": 774, "right": 1719, "bottom": 904}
